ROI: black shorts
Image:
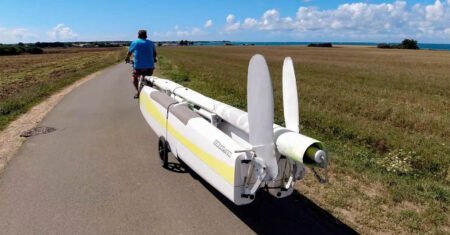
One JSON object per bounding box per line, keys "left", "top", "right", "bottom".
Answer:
{"left": 132, "top": 68, "right": 154, "bottom": 80}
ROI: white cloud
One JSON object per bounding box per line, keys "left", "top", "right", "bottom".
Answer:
{"left": 0, "top": 28, "right": 37, "bottom": 43}
{"left": 226, "top": 14, "right": 235, "bottom": 24}
{"left": 152, "top": 31, "right": 172, "bottom": 38}
{"left": 152, "top": 27, "right": 206, "bottom": 40}
{"left": 231, "top": 1, "right": 450, "bottom": 42}
{"left": 261, "top": 9, "right": 279, "bottom": 30}
{"left": 243, "top": 18, "right": 258, "bottom": 28}
{"left": 225, "top": 14, "right": 241, "bottom": 32}
{"left": 175, "top": 30, "right": 189, "bottom": 37}
{"left": 204, "top": 19, "right": 213, "bottom": 28}
{"left": 191, "top": 27, "right": 205, "bottom": 36}
{"left": 294, "top": 1, "right": 410, "bottom": 33}
{"left": 425, "top": 0, "right": 444, "bottom": 21}
{"left": 47, "top": 24, "right": 78, "bottom": 40}
{"left": 240, "top": 9, "right": 296, "bottom": 31}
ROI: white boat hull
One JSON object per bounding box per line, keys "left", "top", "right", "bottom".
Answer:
{"left": 140, "top": 86, "right": 255, "bottom": 205}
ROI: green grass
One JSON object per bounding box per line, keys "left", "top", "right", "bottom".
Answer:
{"left": 155, "top": 46, "right": 450, "bottom": 234}
{"left": 0, "top": 48, "right": 127, "bottom": 130}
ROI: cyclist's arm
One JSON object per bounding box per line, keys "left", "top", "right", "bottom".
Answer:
{"left": 153, "top": 43, "right": 157, "bottom": 62}
{"left": 126, "top": 41, "right": 137, "bottom": 62}
{"left": 126, "top": 51, "right": 133, "bottom": 62}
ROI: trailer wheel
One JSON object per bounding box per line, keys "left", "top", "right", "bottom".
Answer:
{"left": 158, "top": 137, "right": 169, "bottom": 168}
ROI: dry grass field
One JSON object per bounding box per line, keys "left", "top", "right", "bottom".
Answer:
{"left": 0, "top": 47, "right": 127, "bottom": 130}
{"left": 156, "top": 46, "right": 450, "bottom": 234}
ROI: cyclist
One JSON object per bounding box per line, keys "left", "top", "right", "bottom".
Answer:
{"left": 125, "top": 29, "right": 157, "bottom": 99}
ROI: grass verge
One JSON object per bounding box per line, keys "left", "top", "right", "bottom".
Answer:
{"left": 0, "top": 47, "right": 127, "bottom": 130}
{"left": 155, "top": 46, "right": 449, "bottom": 234}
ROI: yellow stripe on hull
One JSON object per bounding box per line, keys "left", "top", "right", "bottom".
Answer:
{"left": 141, "top": 95, "right": 235, "bottom": 185}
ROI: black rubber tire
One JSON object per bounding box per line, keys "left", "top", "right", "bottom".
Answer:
{"left": 158, "top": 136, "right": 169, "bottom": 168}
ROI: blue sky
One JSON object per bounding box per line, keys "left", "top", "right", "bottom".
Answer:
{"left": 1, "top": 0, "right": 449, "bottom": 43}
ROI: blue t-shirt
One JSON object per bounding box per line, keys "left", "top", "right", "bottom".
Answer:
{"left": 129, "top": 39, "right": 156, "bottom": 69}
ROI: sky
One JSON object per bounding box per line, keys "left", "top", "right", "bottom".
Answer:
{"left": 0, "top": 0, "right": 449, "bottom": 43}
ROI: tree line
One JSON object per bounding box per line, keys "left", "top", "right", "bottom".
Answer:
{"left": 0, "top": 43, "right": 43, "bottom": 56}
{"left": 377, "top": 39, "right": 419, "bottom": 49}
{"left": 0, "top": 41, "right": 131, "bottom": 56}
{"left": 178, "top": 40, "right": 194, "bottom": 46}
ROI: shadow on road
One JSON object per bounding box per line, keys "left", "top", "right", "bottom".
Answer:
{"left": 163, "top": 156, "right": 357, "bottom": 234}
{"left": 193, "top": 171, "right": 358, "bottom": 235}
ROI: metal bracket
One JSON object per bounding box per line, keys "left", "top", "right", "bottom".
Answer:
{"left": 211, "top": 114, "right": 222, "bottom": 127}
{"left": 244, "top": 157, "right": 266, "bottom": 196}
{"left": 312, "top": 156, "right": 329, "bottom": 183}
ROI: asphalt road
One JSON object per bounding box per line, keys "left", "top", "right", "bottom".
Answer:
{"left": 0, "top": 63, "right": 357, "bottom": 235}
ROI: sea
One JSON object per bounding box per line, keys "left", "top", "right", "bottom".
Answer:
{"left": 192, "top": 41, "right": 450, "bottom": 51}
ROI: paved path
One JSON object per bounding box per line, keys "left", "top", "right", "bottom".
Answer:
{"left": 0, "top": 64, "right": 356, "bottom": 234}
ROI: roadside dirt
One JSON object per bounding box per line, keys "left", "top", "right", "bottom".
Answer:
{"left": 0, "top": 70, "right": 103, "bottom": 173}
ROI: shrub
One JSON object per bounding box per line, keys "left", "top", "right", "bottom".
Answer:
{"left": 377, "top": 43, "right": 398, "bottom": 49}
{"left": 35, "top": 42, "right": 67, "bottom": 48}
{"left": 308, "top": 43, "right": 333, "bottom": 47}
{"left": 179, "top": 40, "right": 188, "bottom": 46}
{"left": 0, "top": 46, "right": 19, "bottom": 56}
{"left": 378, "top": 39, "right": 419, "bottom": 50}
{"left": 400, "top": 39, "right": 419, "bottom": 49}
{"left": 27, "top": 47, "right": 44, "bottom": 54}
{"left": 0, "top": 45, "right": 44, "bottom": 55}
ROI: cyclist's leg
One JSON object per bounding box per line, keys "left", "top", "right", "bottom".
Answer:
{"left": 143, "top": 68, "right": 154, "bottom": 85}
{"left": 132, "top": 69, "right": 140, "bottom": 91}
{"left": 135, "top": 77, "right": 141, "bottom": 99}
{"left": 147, "top": 69, "right": 154, "bottom": 86}
{"left": 137, "top": 75, "right": 144, "bottom": 92}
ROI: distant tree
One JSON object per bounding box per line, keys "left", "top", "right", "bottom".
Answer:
{"left": 0, "top": 46, "right": 6, "bottom": 55}
{"left": 400, "top": 39, "right": 419, "bottom": 49}
{"left": 308, "top": 43, "right": 333, "bottom": 47}
{"left": 377, "top": 39, "right": 419, "bottom": 50}
{"left": 0, "top": 44, "right": 43, "bottom": 56}
{"left": 179, "top": 40, "right": 188, "bottom": 46}
{"left": 5, "top": 46, "right": 18, "bottom": 55}
{"left": 15, "top": 45, "right": 26, "bottom": 54}
{"left": 35, "top": 42, "right": 65, "bottom": 48}
{"left": 27, "top": 47, "right": 44, "bottom": 54}
{"left": 377, "top": 43, "right": 397, "bottom": 49}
